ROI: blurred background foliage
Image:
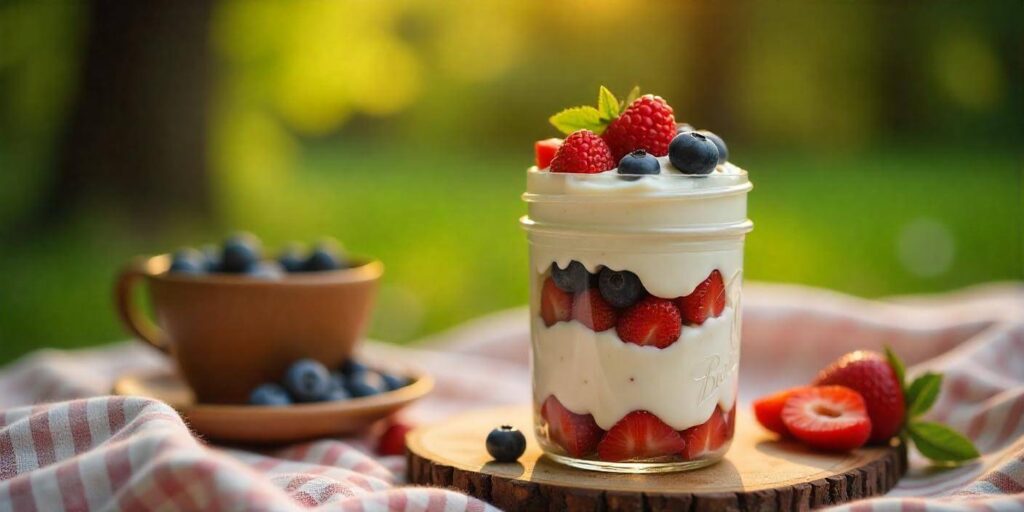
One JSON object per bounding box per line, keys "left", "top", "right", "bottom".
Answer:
{"left": 0, "top": 0, "right": 1021, "bottom": 363}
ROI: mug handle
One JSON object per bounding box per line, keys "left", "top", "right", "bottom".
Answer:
{"left": 114, "top": 258, "right": 169, "bottom": 353}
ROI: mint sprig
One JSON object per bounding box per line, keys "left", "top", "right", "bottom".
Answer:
{"left": 549, "top": 86, "right": 640, "bottom": 135}
{"left": 885, "top": 346, "right": 979, "bottom": 464}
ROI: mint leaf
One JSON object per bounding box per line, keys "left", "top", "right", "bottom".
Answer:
{"left": 597, "top": 86, "right": 620, "bottom": 121}
{"left": 622, "top": 85, "right": 641, "bottom": 109}
{"left": 884, "top": 345, "right": 906, "bottom": 391}
{"left": 908, "top": 421, "right": 979, "bottom": 463}
{"left": 907, "top": 372, "right": 942, "bottom": 417}
{"left": 549, "top": 106, "right": 606, "bottom": 135}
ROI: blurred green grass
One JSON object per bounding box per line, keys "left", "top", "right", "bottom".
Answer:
{"left": 0, "top": 146, "right": 1020, "bottom": 364}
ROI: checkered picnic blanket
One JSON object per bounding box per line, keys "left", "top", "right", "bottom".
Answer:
{"left": 1, "top": 282, "right": 1022, "bottom": 511}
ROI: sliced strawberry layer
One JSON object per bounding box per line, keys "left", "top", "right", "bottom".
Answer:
{"left": 615, "top": 296, "right": 682, "bottom": 349}
{"left": 540, "top": 277, "right": 573, "bottom": 327}
{"left": 753, "top": 387, "right": 808, "bottom": 436}
{"left": 534, "top": 138, "right": 562, "bottom": 169}
{"left": 680, "top": 406, "right": 731, "bottom": 460}
{"left": 781, "top": 386, "right": 871, "bottom": 452}
{"left": 541, "top": 396, "right": 604, "bottom": 458}
{"left": 572, "top": 288, "right": 617, "bottom": 332}
{"left": 678, "top": 270, "right": 726, "bottom": 326}
{"left": 597, "top": 411, "right": 686, "bottom": 462}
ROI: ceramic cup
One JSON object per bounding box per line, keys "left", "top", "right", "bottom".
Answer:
{"left": 114, "top": 254, "right": 383, "bottom": 404}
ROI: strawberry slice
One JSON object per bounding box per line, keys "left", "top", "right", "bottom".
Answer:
{"left": 781, "top": 386, "right": 872, "bottom": 452}
{"left": 572, "top": 288, "right": 617, "bottom": 332}
{"left": 753, "top": 387, "right": 808, "bottom": 436}
{"left": 677, "top": 270, "right": 726, "bottom": 326}
{"left": 615, "top": 296, "right": 682, "bottom": 348}
{"left": 534, "top": 138, "right": 562, "bottom": 169}
{"left": 680, "top": 406, "right": 731, "bottom": 460}
{"left": 541, "top": 396, "right": 604, "bottom": 458}
{"left": 540, "top": 277, "right": 573, "bottom": 327}
{"left": 597, "top": 411, "right": 686, "bottom": 462}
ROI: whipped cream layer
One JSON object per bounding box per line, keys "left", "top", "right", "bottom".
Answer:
{"left": 532, "top": 307, "right": 740, "bottom": 432}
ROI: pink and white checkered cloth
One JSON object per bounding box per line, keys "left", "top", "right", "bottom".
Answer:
{"left": 1, "top": 282, "right": 1022, "bottom": 511}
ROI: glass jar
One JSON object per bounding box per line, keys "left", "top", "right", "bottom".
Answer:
{"left": 521, "top": 166, "right": 752, "bottom": 473}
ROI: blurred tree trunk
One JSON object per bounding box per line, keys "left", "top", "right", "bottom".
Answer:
{"left": 46, "top": 0, "right": 213, "bottom": 227}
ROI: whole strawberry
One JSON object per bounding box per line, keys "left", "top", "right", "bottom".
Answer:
{"left": 549, "top": 130, "right": 615, "bottom": 174}
{"left": 813, "top": 351, "right": 905, "bottom": 443}
{"left": 602, "top": 95, "right": 677, "bottom": 161}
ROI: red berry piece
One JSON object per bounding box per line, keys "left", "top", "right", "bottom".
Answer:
{"left": 753, "top": 387, "right": 809, "bottom": 436}
{"left": 541, "top": 396, "right": 604, "bottom": 458}
{"left": 597, "top": 411, "right": 686, "bottom": 462}
{"left": 572, "top": 288, "right": 618, "bottom": 332}
{"left": 549, "top": 130, "right": 615, "bottom": 174}
{"left": 812, "top": 351, "right": 906, "bottom": 443}
{"left": 534, "top": 138, "right": 562, "bottom": 169}
{"left": 781, "top": 386, "right": 872, "bottom": 452}
{"left": 616, "top": 296, "right": 682, "bottom": 349}
{"left": 681, "top": 406, "right": 731, "bottom": 460}
{"left": 602, "top": 95, "right": 677, "bottom": 161}
{"left": 540, "top": 277, "right": 573, "bottom": 327}
{"left": 678, "top": 270, "right": 726, "bottom": 326}
{"left": 376, "top": 422, "right": 412, "bottom": 456}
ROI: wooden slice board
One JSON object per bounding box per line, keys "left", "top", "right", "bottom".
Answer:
{"left": 408, "top": 406, "right": 906, "bottom": 511}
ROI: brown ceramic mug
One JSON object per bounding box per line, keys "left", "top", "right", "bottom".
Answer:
{"left": 115, "top": 254, "right": 383, "bottom": 404}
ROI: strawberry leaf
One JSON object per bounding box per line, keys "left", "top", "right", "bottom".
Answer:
{"left": 908, "top": 421, "right": 979, "bottom": 463}
{"left": 549, "top": 106, "right": 606, "bottom": 135}
{"left": 884, "top": 345, "right": 906, "bottom": 391}
{"left": 622, "top": 85, "right": 641, "bottom": 109}
{"left": 597, "top": 86, "right": 620, "bottom": 121}
{"left": 907, "top": 372, "right": 943, "bottom": 417}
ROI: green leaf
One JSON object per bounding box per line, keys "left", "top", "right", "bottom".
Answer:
{"left": 908, "top": 421, "right": 979, "bottom": 463}
{"left": 622, "top": 85, "right": 641, "bottom": 108}
{"left": 597, "top": 86, "right": 620, "bottom": 121}
{"left": 906, "top": 372, "right": 943, "bottom": 417}
{"left": 884, "top": 345, "right": 906, "bottom": 391}
{"left": 549, "top": 106, "right": 607, "bottom": 135}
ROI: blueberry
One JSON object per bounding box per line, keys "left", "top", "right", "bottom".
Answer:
{"left": 168, "top": 248, "right": 206, "bottom": 274}
{"left": 616, "top": 149, "right": 661, "bottom": 179}
{"left": 247, "top": 261, "right": 285, "bottom": 280}
{"left": 304, "top": 240, "right": 347, "bottom": 272}
{"left": 278, "top": 244, "right": 306, "bottom": 273}
{"left": 283, "top": 359, "right": 332, "bottom": 402}
{"left": 221, "top": 232, "right": 262, "bottom": 273}
{"left": 669, "top": 132, "right": 719, "bottom": 175}
{"left": 699, "top": 130, "right": 728, "bottom": 164}
{"left": 346, "top": 372, "right": 383, "bottom": 398}
{"left": 324, "top": 385, "right": 351, "bottom": 401}
{"left": 201, "top": 244, "right": 222, "bottom": 272}
{"left": 340, "top": 358, "right": 367, "bottom": 377}
{"left": 598, "top": 268, "right": 645, "bottom": 308}
{"left": 330, "top": 371, "right": 347, "bottom": 390}
{"left": 550, "top": 261, "right": 591, "bottom": 293}
{"left": 486, "top": 425, "right": 526, "bottom": 462}
{"left": 381, "top": 373, "right": 409, "bottom": 391}
{"left": 249, "top": 383, "right": 292, "bottom": 406}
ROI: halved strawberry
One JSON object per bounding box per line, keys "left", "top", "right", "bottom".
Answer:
{"left": 781, "top": 386, "right": 871, "bottom": 452}
{"left": 677, "top": 270, "right": 726, "bottom": 326}
{"left": 541, "top": 396, "right": 604, "bottom": 458}
{"left": 753, "top": 387, "right": 809, "bottom": 436}
{"left": 572, "top": 288, "right": 617, "bottom": 332}
{"left": 615, "top": 296, "right": 682, "bottom": 348}
{"left": 597, "top": 411, "right": 686, "bottom": 462}
{"left": 540, "top": 277, "right": 573, "bottom": 327}
{"left": 680, "top": 406, "right": 731, "bottom": 459}
{"left": 812, "top": 351, "right": 905, "bottom": 443}
{"left": 534, "top": 138, "right": 562, "bottom": 169}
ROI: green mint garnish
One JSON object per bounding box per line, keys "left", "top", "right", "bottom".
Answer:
{"left": 906, "top": 372, "right": 943, "bottom": 418}
{"left": 548, "top": 85, "right": 640, "bottom": 135}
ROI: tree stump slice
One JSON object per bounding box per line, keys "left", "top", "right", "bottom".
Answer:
{"left": 407, "top": 406, "right": 906, "bottom": 511}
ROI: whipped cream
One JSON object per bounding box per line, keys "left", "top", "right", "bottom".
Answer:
{"left": 532, "top": 306, "right": 740, "bottom": 431}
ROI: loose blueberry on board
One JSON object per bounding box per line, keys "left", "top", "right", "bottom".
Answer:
{"left": 550, "top": 261, "right": 591, "bottom": 293}
{"left": 283, "top": 359, "right": 333, "bottom": 402}
{"left": 669, "top": 132, "right": 719, "bottom": 175}
{"left": 486, "top": 425, "right": 527, "bottom": 462}
{"left": 278, "top": 244, "right": 306, "bottom": 273}
{"left": 598, "top": 268, "right": 645, "bottom": 308}
{"left": 249, "top": 383, "right": 292, "bottom": 406}
{"left": 221, "top": 232, "right": 262, "bottom": 273}
{"left": 168, "top": 248, "right": 206, "bottom": 274}
{"left": 616, "top": 149, "right": 661, "bottom": 180}
{"left": 381, "top": 373, "right": 408, "bottom": 391}
{"left": 247, "top": 261, "right": 286, "bottom": 280}
{"left": 340, "top": 358, "right": 367, "bottom": 377}
{"left": 699, "top": 130, "right": 728, "bottom": 164}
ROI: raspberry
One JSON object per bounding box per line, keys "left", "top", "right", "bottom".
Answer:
{"left": 549, "top": 130, "right": 615, "bottom": 174}
{"left": 602, "top": 95, "right": 677, "bottom": 161}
